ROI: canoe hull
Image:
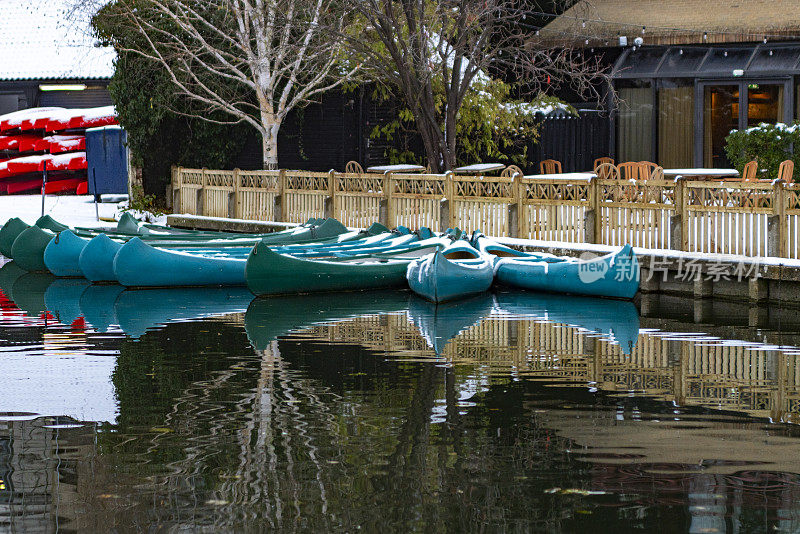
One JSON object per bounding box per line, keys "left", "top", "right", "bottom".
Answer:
{"left": 11, "top": 226, "right": 54, "bottom": 272}
{"left": 113, "top": 237, "right": 247, "bottom": 287}
{"left": 79, "top": 234, "right": 123, "bottom": 282}
{"left": 407, "top": 249, "right": 494, "bottom": 303}
{"left": 44, "top": 230, "right": 88, "bottom": 277}
{"left": 246, "top": 242, "right": 413, "bottom": 296}
{"left": 0, "top": 217, "right": 30, "bottom": 258}
{"left": 495, "top": 244, "right": 639, "bottom": 299}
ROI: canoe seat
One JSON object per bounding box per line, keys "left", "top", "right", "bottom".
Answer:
{"left": 444, "top": 250, "right": 478, "bottom": 260}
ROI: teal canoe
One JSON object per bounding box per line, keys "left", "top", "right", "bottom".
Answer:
{"left": 113, "top": 237, "right": 248, "bottom": 287}
{"left": 0, "top": 217, "right": 31, "bottom": 258}
{"left": 406, "top": 292, "right": 495, "bottom": 354}
{"left": 493, "top": 290, "right": 640, "bottom": 354}
{"left": 43, "top": 230, "right": 89, "bottom": 277}
{"left": 493, "top": 244, "right": 639, "bottom": 299}
{"left": 11, "top": 225, "right": 55, "bottom": 272}
{"left": 79, "top": 234, "right": 123, "bottom": 282}
{"left": 406, "top": 240, "right": 495, "bottom": 303}
{"left": 246, "top": 238, "right": 447, "bottom": 296}
{"left": 472, "top": 234, "right": 639, "bottom": 300}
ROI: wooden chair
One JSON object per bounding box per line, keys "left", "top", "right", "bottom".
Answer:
{"left": 638, "top": 161, "right": 659, "bottom": 181}
{"left": 648, "top": 165, "right": 664, "bottom": 180}
{"left": 539, "top": 159, "right": 562, "bottom": 174}
{"left": 500, "top": 164, "right": 523, "bottom": 178}
{"left": 617, "top": 162, "right": 643, "bottom": 180}
{"left": 345, "top": 161, "right": 363, "bottom": 174}
{"left": 593, "top": 157, "right": 614, "bottom": 170}
{"left": 594, "top": 162, "right": 619, "bottom": 180}
{"left": 742, "top": 160, "right": 758, "bottom": 181}
{"left": 779, "top": 159, "right": 795, "bottom": 182}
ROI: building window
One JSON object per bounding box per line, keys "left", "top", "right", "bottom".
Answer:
{"left": 617, "top": 83, "right": 653, "bottom": 163}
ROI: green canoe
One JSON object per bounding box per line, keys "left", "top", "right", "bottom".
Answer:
{"left": 11, "top": 225, "right": 55, "bottom": 272}
{"left": 245, "top": 238, "right": 447, "bottom": 296}
{"left": 0, "top": 217, "right": 31, "bottom": 258}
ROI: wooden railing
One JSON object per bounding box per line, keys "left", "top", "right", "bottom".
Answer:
{"left": 171, "top": 166, "right": 800, "bottom": 258}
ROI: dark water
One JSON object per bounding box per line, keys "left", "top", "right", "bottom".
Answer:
{"left": 3, "top": 261, "right": 800, "bottom": 531}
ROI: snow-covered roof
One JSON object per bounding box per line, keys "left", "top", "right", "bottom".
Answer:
{"left": 0, "top": 0, "right": 115, "bottom": 81}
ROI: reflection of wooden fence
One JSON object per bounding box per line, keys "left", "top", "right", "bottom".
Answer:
{"left": 172, "top": 166, "right": 800, "bottom": 258}
{"left": 291, "top": 312, "right": 800, "bottom": 424}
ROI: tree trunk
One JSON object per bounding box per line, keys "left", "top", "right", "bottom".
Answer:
{"left": 261, "top": 117, "right": 281, "bottom": 170}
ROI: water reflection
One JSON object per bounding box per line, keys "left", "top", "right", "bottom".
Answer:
{"left": 5, "top": 267, "right": 800, "bottom": 529}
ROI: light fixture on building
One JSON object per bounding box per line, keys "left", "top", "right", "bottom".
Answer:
{"left": 39, "top": 84, "right": 87, "bottom": 91}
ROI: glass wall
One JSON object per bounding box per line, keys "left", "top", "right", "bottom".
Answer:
{"left": 746, "top": 84, "right": 783, "bottom": 126}
{"left": 658, "top": 81, "right": 694, "bottom": 168}
{"left": 617, "top": 84, "right": 654, "bottom": 162}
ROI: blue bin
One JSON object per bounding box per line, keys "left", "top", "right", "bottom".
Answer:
{"left": 86, "top": 125, "right": 128, "bottom": 195}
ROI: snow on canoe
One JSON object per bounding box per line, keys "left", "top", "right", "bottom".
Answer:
{"left": 0, "top": 134, "right": 45, "bottom": 152}
{"left": 5, "top": 152, "right": 87, "bottom": 174}
{"left": 45, "top": 106, "right": 117, "bottom": 132}
{"left": 47, "top": 135, "right": 85, "bottom": 154}
{"left": 0, "top": 107, "right": 64, "bottom": 132}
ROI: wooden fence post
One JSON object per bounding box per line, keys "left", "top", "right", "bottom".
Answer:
{"left": 768, "top": 179, "right": 787, "bottom": 257}
{"left": 385, "top": 172, "right": 395, "bottom": 229}
{"left": 198, "top": 167, "right": 207, "bottom": 216}
{"left": 509, "top": 173, "right": 521, "bottom": 238}
{"left": 275, "top": 169, "right": 286, "bottom": 222}
{"left": 669, "top": 177, "right": 687, "bottom": 251}
{"left": 517, "top": 176, "right": 528, "bottom": 238}
{"left": 326, "top": 170, "right": 336, "bottom": 220}
{"left": 441, "top": 171, "right": 454, "bottom": 233}
{"left": 171, "top": 166, "right": 181, "bottom": 213}
{"left": 585, "top": 176, "right": 599, "bottom": 244}
{"left": 232, "top": 168, "right": 242, "bottom": 220}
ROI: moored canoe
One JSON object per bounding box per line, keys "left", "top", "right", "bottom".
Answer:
{"left": 11, "top": 225, "right": 54, "bottom": 272}
{"left": 0, "top": 217, "right": 30, "bottom": 257}
{"left": 406, "top": 240, "right": 495, "bottom": 303}
{"left": 246, "top": 239, "right": 446, "bottom": 296}
{"left": 79, "top": 233, "right": 123, "bottom": 282}
{"left": 494, "top": 243, "right": 639, "bottom": 299}
{"left": 43, "top": 230, "right": 88, "bottom": 277}
{"left": 113, "top": 237, "right": 248, "bottom": 287}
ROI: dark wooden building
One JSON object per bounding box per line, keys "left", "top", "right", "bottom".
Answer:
{"left": 541, "top": 0, "right": 800, "bottom": 168}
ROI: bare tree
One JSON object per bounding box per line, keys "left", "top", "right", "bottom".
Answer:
{"left": 95, "top": 0, "right": 359, "bottom": 169}
{"left": 343, "top": 0, "right": 606, "bottom": 172}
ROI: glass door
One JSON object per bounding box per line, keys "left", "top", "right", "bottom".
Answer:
{"left": 700, "top": 81, "right": 788, "bottom": 168}
{"left": 703, "top": 85, "right": 739, "bottom": 168}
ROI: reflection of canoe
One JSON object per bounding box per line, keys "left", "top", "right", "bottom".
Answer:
{"left": 244, "top": 290, "right": 411, "bottom": 350}
{"left": 11, "top": 225, "right": 54, "bottom": 272}
{"left": 0, "top": 217, "right": 30, "bottom": 257}
{"left": 246, "top": 238, "right": 447, "bottom": 296}
{"left": 44, "top": 278, "right": 91, "bottom": 325}
{"left": 406, "top": 240, "right": 494, "bottom": 303}
{"left": 114, "top": 238, "right": 248, "bottom": 287}
{"left": 114, "top": 287, "right": 254, "bottom": 338}
{"left": 10, "top": 272, "right": 55, "bottom": 316}
{"left": 79, "top": 233, "right": 122, "bottom": 282}
{"left": 407, "top": 292, "right": 495, "bottom": 354}
{"left": 79, "top": 284, "right": 124, "bottom": 332}
{"left": 493, "top": 290, "right": 640, "bottom": 354}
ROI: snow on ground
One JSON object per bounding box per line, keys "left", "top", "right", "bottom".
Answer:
{"left": 0, "top": 194, "right": 166, "bottom": 228}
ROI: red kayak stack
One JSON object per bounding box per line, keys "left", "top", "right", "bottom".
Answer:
{"left": 0, "top": 106, "right": 117, "bottom": 195}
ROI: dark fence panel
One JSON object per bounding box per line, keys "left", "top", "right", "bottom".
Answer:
{"left": 529, "top": 110, "right": 610, "bottom": 173}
